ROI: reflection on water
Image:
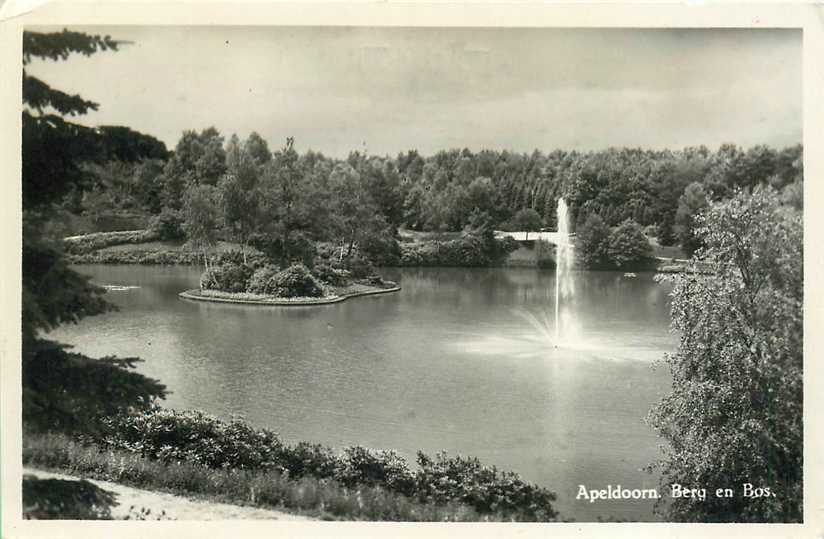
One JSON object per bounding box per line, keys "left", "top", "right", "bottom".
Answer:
{"left": 51, "top": 265, "right": 675, "bottom": 521}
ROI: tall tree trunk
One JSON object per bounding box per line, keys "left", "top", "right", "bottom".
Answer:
{"left": 346, "top": 228, "right": 356, "bottom": 258}
{"left": 282, "top": 227, "right": 289, "bottom": 265}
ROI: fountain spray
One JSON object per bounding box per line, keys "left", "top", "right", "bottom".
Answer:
{"left": 555, "top": 198, "right": 574, "bottom": 344}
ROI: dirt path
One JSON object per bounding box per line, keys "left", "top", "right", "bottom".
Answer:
{"left": 24, "top": 467, "right": 316, "bottom": 521}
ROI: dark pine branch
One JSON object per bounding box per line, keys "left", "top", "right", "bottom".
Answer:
{"left": 22, "top": 29, "right": 122, "bottom": 65}
{"left": 23, "top": 72, "right": 99, "bottom": 116}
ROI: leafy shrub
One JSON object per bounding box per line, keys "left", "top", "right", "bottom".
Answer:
{"left": 311, "top": 263, "right": 351, "bottom": 286}
{"left": 278, "top": 442, "right": 339, "bottom": 480}
{"left": 102, "top": 409, "right": 284, "bottom": 471}
{"left": 216, "top": 249, "right": 267, "bottom": 268}
{"left": 344, "top": 253, "right": 378, "bottom": 279}
{"left": 23, "top": 432, "right": 500, "bottom": 522}
{"left": 246, "top": 264, "right": 281, "bottom": 294}
{"left": 337, "top": 446, "right": 416, "bottom": 496}
{"left": 415, "top": 451, "right": 558, "bottom": 521}
{"left": 607, "top": 219, "right": 653, "bottom": 270}
{"left": 147, "top": 208, "right": 185, "bottom": 241}
{"left": 200, "top": 261, "right": 255, "bottom": 293}
{"left": 249, "top": 232, "right": 317, "bottom": 268}
{"left": 271, "top": 264, "right": 324, "bottom": 298}
{"left": 94, "top": 408, "right": 558, "bottom": 520}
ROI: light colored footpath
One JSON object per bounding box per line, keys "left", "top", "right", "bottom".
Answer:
{"left": 24, "top": 467, "right": 315, "bottom": 521}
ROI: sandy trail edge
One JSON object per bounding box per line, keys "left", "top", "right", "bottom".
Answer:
{"left": 23, "top": 467, "right": 316, "bottom": 521}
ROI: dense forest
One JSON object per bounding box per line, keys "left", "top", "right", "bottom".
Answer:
{"left": 64, "top": 126, "right": 803, "bottom": 267}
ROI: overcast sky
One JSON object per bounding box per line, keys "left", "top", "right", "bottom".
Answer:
{"left": 26, "top": 26, "right": 802, "bottom": 157}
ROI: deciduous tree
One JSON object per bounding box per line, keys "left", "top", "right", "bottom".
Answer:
{"left": 647, "top": 187, "right": 802, "bottom": 522}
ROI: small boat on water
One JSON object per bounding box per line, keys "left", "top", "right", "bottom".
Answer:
{"left": 623, "top": 272, "right": 637, "bottom": 278}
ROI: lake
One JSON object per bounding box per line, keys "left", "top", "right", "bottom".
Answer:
{"left": 51, "top": 265, "right": 676, "bottom": 521}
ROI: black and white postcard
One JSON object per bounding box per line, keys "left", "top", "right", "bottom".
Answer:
{"left": 1, "top": 2, "right": 822, "bottom": 538}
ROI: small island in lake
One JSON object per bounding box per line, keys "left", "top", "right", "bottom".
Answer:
{"left": 180, "top": 259, "right": 400, "bottom": 306}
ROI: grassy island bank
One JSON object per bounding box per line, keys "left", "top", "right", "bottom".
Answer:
{"left": 180, "top": 281, "right": 400, "bottom": 306}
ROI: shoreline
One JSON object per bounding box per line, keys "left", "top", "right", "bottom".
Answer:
{"left": 179, "top": 285, "right": 401, "bottom": 306}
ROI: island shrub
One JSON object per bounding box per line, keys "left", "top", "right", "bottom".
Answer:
{"left": 249, "top": 232, "right": 317, "bottom": 268}
{"left": 246, "top": 264, "right": 281, "bottom": 294}
{"left": 147, "top": 208, "right": 185, "bottom": 241}
{"left": 272, "top": 264, "right": 324, "bottom": 298}
{"left": 311, "top": 263, "right": 351, "bottom": 286}
{"left": 217, "top": 249, "right": 268, "bottom": 268}
{"left": 343, "top": 253, "right": 378, "bottom": 279}
{"left": 607, "top": 219, "right": 653, "bottom": 270}
{"left": 200, "top": 261, "right": 255, "bottom": 293}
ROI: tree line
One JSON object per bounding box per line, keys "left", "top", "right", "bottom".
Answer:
{"left": 72, "top": 125, "right": 803, "bottom": 266}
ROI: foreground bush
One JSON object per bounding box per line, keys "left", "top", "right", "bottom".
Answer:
{"left": 415, "top": 452, "right": 557, "bottom": 521}
{"left": 96, "top": 408, "right": 558, "bottom": 520}
{"left": 25, "top": 432, "right": 497, "bottom": 521}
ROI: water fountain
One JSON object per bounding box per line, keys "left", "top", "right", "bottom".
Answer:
{"left": 554, "top": 198, "right": 574, "bottom": 344}
{"left": 455, "top": 197, "right": 579, "bottom": 356}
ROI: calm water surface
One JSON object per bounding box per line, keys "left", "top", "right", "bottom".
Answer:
{"left": 52, "top": 265, "right": 676, "bottom": 521}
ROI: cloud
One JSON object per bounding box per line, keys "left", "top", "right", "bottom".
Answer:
{"left": 25, "top": 26, "right": 801, "bottom": 157}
